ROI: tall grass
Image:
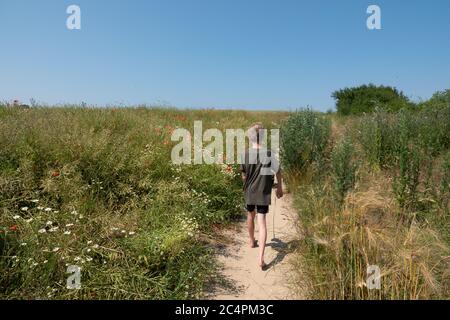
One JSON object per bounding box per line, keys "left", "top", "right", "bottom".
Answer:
{"left": 0, "top": 106, "right": 288, "bottom": 299}
{"left": 284, "top": 106, "right": 450, "bottom": 300}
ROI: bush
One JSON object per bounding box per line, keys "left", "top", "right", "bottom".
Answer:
{"left": 356, "top": 109, "right": 399, "bottom": 168}
{"left": 419, "top": 89, "right": 450, "bottom": 110}
{"left": 332, "top": 84, "right": 413, "bottom": 116}
{"left": 280, "top": 109, "right": 331, "bottom": 172}
{"left": 331, "top": 138, "right": 358, "bottom": 200}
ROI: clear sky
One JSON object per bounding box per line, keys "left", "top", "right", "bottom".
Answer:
{"left": 1, "top": 0, "right": 449, "bottom": 111}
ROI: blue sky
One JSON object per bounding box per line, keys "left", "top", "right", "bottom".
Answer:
{"left": 0, "top": 0, "right": 449, "bottom": 111}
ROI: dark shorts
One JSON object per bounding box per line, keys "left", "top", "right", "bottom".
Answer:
{"left": 246, "top": 204, "right": 269, "bottom": 214}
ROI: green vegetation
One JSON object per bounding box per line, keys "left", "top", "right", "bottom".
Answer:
{"left": 332, "top": 84, "right": 413, "bottom": 115}
{"left": 0, "top": 106, "right": 288, "bottom": 299}
{"left": 280, "top": 109, "right": 331, "bottom": 172}
{"left": 283, "top": 94, "right": 450, "bottom": 299}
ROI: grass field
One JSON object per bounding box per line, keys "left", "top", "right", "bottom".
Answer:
{"left": 283, "top": 108, "right": 449, "bottom": 299}
{"left": 0, "top": 105, "right": 288, "bottom": 299}
{"left": 1, "top": 104, "right": 448, "bottom": 300}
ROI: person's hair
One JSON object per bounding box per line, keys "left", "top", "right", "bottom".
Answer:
{"left": 247, "top": 122, "right": 265, "bottom": 144}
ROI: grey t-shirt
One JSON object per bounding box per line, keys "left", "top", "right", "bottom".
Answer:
{"left": 239, "top": 148, "right": 280, "bottom": 206}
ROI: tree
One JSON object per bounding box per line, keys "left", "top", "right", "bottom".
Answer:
{"left": 332, "top": 84, "right": 412, "bottom": 115}
{"left": 419, "top": 89, "right": 450, "bottom": 110}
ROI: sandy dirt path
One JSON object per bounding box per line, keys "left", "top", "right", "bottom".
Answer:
{"left": 207, "top": 188, "right": 305, "bottom": 300}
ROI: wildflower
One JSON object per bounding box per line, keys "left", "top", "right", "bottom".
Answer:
{"left": 13, "top": 215, "right": 20, "bottom": 220}
{"left": 51, "top": 170, "right": 60, "bottom": 178}
{"left": 21, "top": 207, "right": 29, "bottom": 211}
{"left": 93, "top": 244, "right": 99, "bottom": 249}
{"left": 74, "top": 257, "right": 81, "bottom": 261}
{"left": 25, "top": 218, "right": 33, "bottom": 223}
{"left": 71, "top": 210, "right": 78, "bottom": 216}
{"left": 129, "top": 231, "right": 135, "bottom": 235}
{"left": 46, "top": 221, "right": 53, "bottom": 226}
{"left": 53, "top": 210, "right": 59, "bottom": 214}
{"left": 31, "top": 199, "right": 39, "bottom": 203}
{"left": 65, "top": 223, "right": 74, "bottom": 227}
{"left": 87, "top": 240, "right": 93, "bottom": 245}
{"left": 37, "top": 206, "right": 44, "bottom": 210}
{"left": 44, "top": 208, "right": 52, "bottom": 212}
{"left": 21, "top": 242, "right": 27, "bottom": 246}
{"left": 87, "top": 248, "right": 91, "bottom": 253}
{"left": 63, "top": 231, "right": 71, "bottom": 235}
{"left": 86, "top": 257, "right": 93, "bottom": 262}
{"left": 9, "top": 225, "right": 19, "bottom": 231}
{"left": 121, "top": 230, "right": 126, "bottom": 234}
{"left": 52, "top": 247, "right": 60, "bottom": 252}
{"left": 43, "top": 260, "right": 48, "bottom": 264}
{"left": 49, "top": 227, "right": 59, "bottom": 232}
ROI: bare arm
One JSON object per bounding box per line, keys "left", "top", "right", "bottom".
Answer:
{"left": 276, "top": 171, "right": 283, "bottom": 198}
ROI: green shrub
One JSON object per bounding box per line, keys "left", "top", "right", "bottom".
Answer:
{"left": 356, "top": 109, "right": 399, "bottom": 168}
{"left": 332, "top": 84, "right": 413, "bottom": 116}
{"left": 331, "top": 138, "right": 357, "bottom": 200}
{"left": 280, "top": 109, "right": 331, "bottom": 172}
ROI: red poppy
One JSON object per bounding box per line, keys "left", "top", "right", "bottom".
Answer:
{"left": 163, "top": 140, "right": 169, "bottom": 145}
{"left": 51, "top": 170, "right": 60, "bottom": 178}
{"left": 9, "top": 225, "right": 18, "bottom": 231}
{"left": 226, "top": 165, "right": 233, "bottom": 172}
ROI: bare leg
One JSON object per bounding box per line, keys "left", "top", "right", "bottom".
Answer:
{"left": 247, "top": 211, "right": 256, "bottom": 247}
{"left": 257, "top": 214, "right": 267, "bottom": 267}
